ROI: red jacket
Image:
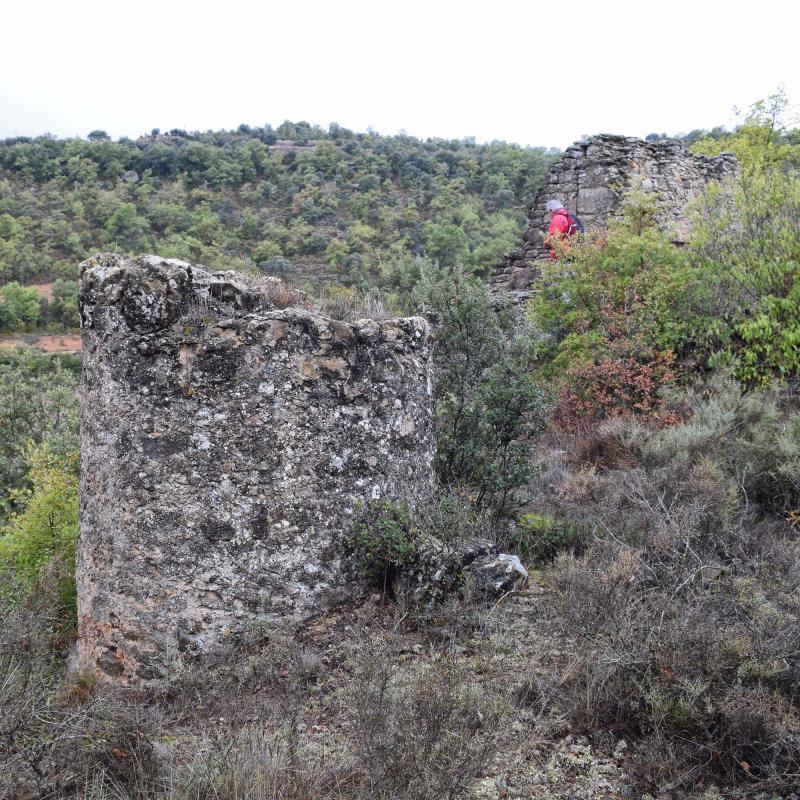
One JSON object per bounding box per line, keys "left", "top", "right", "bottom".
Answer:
{"left": 547, "top": 211, "right": 572, "bottom": 259}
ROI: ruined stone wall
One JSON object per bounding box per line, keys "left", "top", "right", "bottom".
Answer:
{"left": 76, "top": 254, "right": 434, "bottom": 682}
{"left": 491, "top": 134, "right": 737, "bottom": 299}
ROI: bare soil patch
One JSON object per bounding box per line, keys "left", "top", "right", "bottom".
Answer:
{"left": 0, "top": 332, "right": 81, "bottom": 353}
{"left": 30, "top": 282, "right": 56, "bottom": 301}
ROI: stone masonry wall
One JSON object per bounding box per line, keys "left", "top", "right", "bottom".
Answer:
{"left": 491, "top": 134, "right": 738, "bottom": 300}
{"left": 76, "top": 254, "right": 434, "bottom": 682}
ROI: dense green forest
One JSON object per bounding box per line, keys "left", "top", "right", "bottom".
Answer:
{"left": 4, "top": 93, "right": 800, "bottom": 798}
{"left": 0, "top": 122, "right": 559, "bottom": 331}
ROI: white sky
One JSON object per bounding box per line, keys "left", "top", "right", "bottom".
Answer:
{"left": 1, "top": 0, "right": 798, "bottom": 149}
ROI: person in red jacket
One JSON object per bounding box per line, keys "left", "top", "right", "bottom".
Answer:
{"left": 544, "top": 199, "right": 573, "bottom": 259}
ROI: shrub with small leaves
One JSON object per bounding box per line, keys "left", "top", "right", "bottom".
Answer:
{"left": 554, "top": 343, "right": 677, "bottom": 432}
{"left": 505, "top": 512, "right": 585, "bottom": 564}
{"left": 347, "top": 640, "right": 504, "bottom": 800}
{"left": 416, "top": 268, "right": 549, "bottom": 514}
{"left": 350, "top": 500, "right": 417, "bottom": 592}
{"left": 528, "top": 376, "right": 800, "bottom": 792}
{"left": 0, "top": 444, "right": 79, "bottom": 617}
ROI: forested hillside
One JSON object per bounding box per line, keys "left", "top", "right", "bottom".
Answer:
{"left": 0, "top": 122, "right": 557, "bottom": 331}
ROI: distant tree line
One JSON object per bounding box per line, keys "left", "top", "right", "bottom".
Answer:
{"left": 0, "top": 122, "right": 560, "bottom": 331}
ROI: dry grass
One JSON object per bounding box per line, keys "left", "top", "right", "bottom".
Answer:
{"left": 346, "top": 638, "right": 504, "bottom": 800}
{"left": 518, "top": 378, "right": 800, "bottom": 792}
{"left": 317, "top": 286, "right": 396, "bottom": 322}
{"left": 160, "top": 726, "right": 361, "bottom": 800}
{"left": 178, "top": 274, "right": 310, "bottom": 330}
{"left": 237, "top": 273, "right": 309, "bottom": 311}
{"left": 0, "top": 568, "right": 162, "bottom": 799}
{"left": 1, "top": 549, "right": 514, "bottom": 800}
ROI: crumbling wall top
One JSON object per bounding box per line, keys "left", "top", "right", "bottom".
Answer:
{"left": 491, "top": 134, "right": 738, "bottom": 301}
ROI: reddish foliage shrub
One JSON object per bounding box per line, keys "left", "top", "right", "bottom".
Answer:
{"left": 554, "top": 347, "right": 677, "bottom": 432}
{"left": 553, "top": 303, "right": 679, "bottom": 432}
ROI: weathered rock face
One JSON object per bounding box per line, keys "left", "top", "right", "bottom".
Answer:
{"left": 491, "top": 134, "right": 738, "bottom": 299}
{"left": 76, "top": 254, "right": 434, "bottom": 682}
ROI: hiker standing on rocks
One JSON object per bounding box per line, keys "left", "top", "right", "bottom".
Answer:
{"left": 544, "top": 199, "right": 582, "bottom": 259}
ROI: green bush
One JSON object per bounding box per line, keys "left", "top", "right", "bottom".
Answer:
{"left": 0, "top": 444, "right": 79, "bottom": 616}
{"left": 736, "top": 285, "right": 800, "bottom": 387}
{"left": 631, "top": 374, "right": 800, "bottom": 511}
{"left": 530, "top": 140, "right": 800, "bottom": 391}
{"left": 689, "top": 110, "right": 800, "bottom": 387}
{"left": 0, "top": 281, "right": 41, "bottom": 331}
{"left": 531, "top": 190, "right": 721, "bottom": 383}
{"left": 416, "top": 491, "right": 492, "bottom": 546}
{"left": 416, "top": 268, "right": 549, "bottom": 514}
{"left": 691, "top": 88, "right": 800, "bottom": 176}
{"left": 506, "top": 512, "right": 585, "bottom": 564}
{"left": 0, "top": 349, "right": 79, "bottom": 519}
{"left": 350, "top": 500, "right": 417, "bottom": 592}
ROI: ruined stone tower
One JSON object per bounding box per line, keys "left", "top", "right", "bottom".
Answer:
{"left": 76, "top": 254, "right": 434, "bottom": 682}
{"left": 491, "top": 134, "right": 738, "bottom": 300}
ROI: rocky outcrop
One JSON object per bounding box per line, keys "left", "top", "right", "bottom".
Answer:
{"left": 76, "top": 254, "right": 435, "bottom": 682}
{"left": 402, "top": 538, "right": 529, "bottom": 604}
{"left": 468, "top": 553, "right": 528, "bottom": 595}
{"left": 491, "top": 134, "right": 738, "bottom": 300}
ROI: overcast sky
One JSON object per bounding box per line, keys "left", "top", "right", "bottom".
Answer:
{"left": 1, "top": 0, "right": 797, "bottom": 149}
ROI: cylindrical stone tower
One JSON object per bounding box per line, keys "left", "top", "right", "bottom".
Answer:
{"left": 76, "top": 254, "right": 434, "bottom": 682}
